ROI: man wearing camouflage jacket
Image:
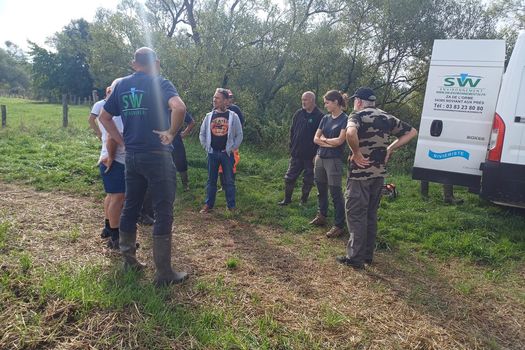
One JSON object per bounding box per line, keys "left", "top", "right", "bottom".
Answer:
{"left": 338, "top": 87, "right": 417, "bottom": 269}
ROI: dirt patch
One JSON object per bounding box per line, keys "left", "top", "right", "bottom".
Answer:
{"left": 1, "top": 182, "right": 523, "bottom": 349}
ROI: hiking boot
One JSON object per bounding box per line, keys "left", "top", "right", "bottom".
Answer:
{"left": 309, "top": 213, "right": 327, "bottom": 226}
{"left": 107, "top": 228, "right": 120, "bottom": 250}
{"left": 119, "top": 231, "right": 146, "bottom": 271}
{"left": 364, "top": 258, "right": 373, "bottom": 265}
{"left": 336, "top": 256, "right": 364, "bottom": 270}
{"left": 153, "top": 234, "right": 188, "bottom": 287}
{"left": 107, "top": 238, "right": 119, "bottom": 250}
{"left": 200, "top": 205, "right": 212, "bottom": 214}
{"left": 100, "top": 227, "right": 111, "bottom": 239}
{"left": 326, "top": 226, "right": 344, "bottom": 238}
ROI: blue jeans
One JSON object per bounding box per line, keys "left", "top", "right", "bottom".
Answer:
{"left": 206, "top": 150, "right": 235, "bottom": 209}
{"left": 120, "top": 151, "right": 177, "bottom": 236}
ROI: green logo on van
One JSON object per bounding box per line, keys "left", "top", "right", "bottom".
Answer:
{"left": 443, "top": 73, "right": 482, "bottom": 87}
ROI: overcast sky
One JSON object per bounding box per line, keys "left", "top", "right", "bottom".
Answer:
{"left": 0, "top": 0, "right": 122, "bottom": 51}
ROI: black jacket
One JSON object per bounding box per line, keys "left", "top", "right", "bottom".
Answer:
{"left": 289, "top": 106, "right": 324, "bottom": 159}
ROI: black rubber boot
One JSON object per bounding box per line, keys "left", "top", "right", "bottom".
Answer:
{"left": 300, "top": 183, "right": 313, "bottom": 205}
{"left": 180, "top": 171, "right": 190, "bottom": 191}
{"left": 443, "top": 184, "right": 464, "bottom": 204}
{"left": 119, "top": 231, "right": 146, "bottom": 271}
{"left": 278, "top": 181, "right": 295, "bottom": 206}
{"left": 153, "top": 234, "right": 188, "bottom": 287}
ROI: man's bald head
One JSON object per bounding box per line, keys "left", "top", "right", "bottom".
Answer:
{"left": 132, "top": 47, "right": 160, "bottom": 74}
{"left": 301, "top": 91, "right": 316, "bottom": 112}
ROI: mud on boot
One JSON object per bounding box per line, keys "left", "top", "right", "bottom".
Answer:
{"left": 153, "top": 234, "right": 188, "bottom": 286}
{"left": 120, "top": 231, "right": 146, "bottom": 271}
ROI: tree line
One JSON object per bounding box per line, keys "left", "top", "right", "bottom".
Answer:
{"left": 1, "top": 0, "right": 523, "bottom": 146}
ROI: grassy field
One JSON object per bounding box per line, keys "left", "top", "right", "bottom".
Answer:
{"left": 0, "top": 97, "right": 524, "bottom": 349}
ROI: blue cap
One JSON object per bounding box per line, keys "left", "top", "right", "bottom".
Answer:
{"left": 350, "top": 87, "right": 376, "bottom": 101}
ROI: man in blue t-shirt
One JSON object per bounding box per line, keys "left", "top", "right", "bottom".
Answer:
{"left": 99, "top": 47, "right": 189, "bottom": 286}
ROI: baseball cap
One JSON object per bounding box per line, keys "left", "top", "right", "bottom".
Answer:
{"left": 350, "top": 87, "right": 376, "bottom": 101}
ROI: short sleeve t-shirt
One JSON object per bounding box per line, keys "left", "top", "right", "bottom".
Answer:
{"left": 317, "top": 113, "right": 348, "bottom": 159}
{"left": 210, "top": 111, "right": 229, "bottom": 151}
{"left": 347, "top": 107, "right": 412, "bottom": 179}
{"left": 91, "top": 99, "right": 126, "bottom": 164}
{"left": 103, "top": 72, "right": 179, "bottom": 152}
{"left": 90, "top": 99, "right": 105, "bottom": 117}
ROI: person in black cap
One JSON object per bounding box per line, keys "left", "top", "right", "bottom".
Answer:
{"left": 99, "top": 47, "right": 189, "bottom": 286}
{"left": 279, "top": 91, "right": 324, "bottom": 206}
{"left": 338, "top": 87, "right": 418, "bottom": 269}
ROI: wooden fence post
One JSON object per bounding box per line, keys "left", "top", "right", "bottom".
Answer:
{"left": 1, "top": 105, "right": 6, "bottom": 128}
{"left": 92, "top": 89, "right": 99, "bottom": 103}
{"left": 62, "top": 94, "right": 68, "bottom": 128}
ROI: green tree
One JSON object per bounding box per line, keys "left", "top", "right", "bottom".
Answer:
{"left": 0, "top": 45, "right": 30, "bottom": 94}
{"left": 29, "top": 19, "right": 94, "bottom": 101}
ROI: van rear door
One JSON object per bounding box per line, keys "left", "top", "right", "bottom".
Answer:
{"left": 412, "top": 40, "right": 505, "bottom": 190}
{"left": 481, "top": 32, "right": 525, "bottom": 208}
{"left": 518, "top": 71, "right": 525, "bottom": 164}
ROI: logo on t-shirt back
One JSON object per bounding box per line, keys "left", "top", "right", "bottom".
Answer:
{"left": 121, "top": 88, "right": 146, "bottom": 116}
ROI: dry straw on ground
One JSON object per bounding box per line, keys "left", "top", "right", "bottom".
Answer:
{"left": 0, "top": 183, "right": 523, "bottom": 349}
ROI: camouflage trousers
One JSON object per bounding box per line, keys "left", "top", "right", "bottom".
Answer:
{"left": 345, "top": 177, "right": 383, "bottom": 263}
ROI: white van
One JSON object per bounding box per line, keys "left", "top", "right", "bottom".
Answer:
{"left": 412, "top": 31, "right": 525, "bottom": 208}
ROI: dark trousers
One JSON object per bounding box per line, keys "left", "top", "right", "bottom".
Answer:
{"left": 172, "top": 137, "right": 188, "bottom": 173}
{"left": 206, "top": 150, "right": 235, "bottom": 209}
{"left": 316, "top": 182, "right": 345, "bottom": 228}
{"left": 120, "top": 151, "right": 177, "bottom": 236}
{"left": 345, "top": 177, "right": 383, "bottom": 263}
{"left": 314, "top": 157, "right": 345, "bottom": 228}
{"left": 284, "top": 157, "right": 314, "bottom": 188}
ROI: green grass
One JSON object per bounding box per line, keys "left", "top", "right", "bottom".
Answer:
{"left": 0, "top": 97, "right": 100, "bottom": 196}
{"left": 226, "top": 256, "right": 240, "bottom": 269}
{"left": 0, "top": 220, "right": 9, "bottom": 250}
{"left": 0, "top": 98, "right": 524, "bottom": 349}
{"left": 1, "top": 248, "right": 323, "bottom": 348}
{"left": 320, "top": 304, "right": 348, "bottom": 330}
{"left": 1, "top": 97, "right": 524, "bottom": 267}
